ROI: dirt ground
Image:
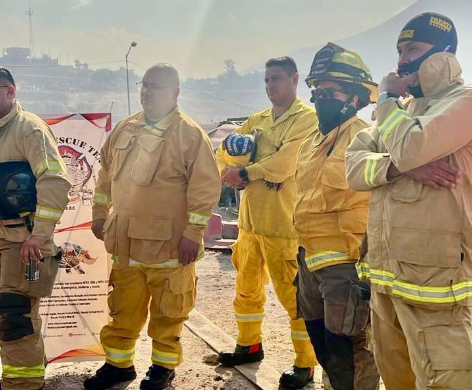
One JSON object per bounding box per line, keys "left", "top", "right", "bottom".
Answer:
{"left": 44, "top": 251, "right": 382, "bottom": 389}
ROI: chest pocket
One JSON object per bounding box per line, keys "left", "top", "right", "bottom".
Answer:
{"left": 321, "top": 156, "right": 349, "bottom": 190}
{"left": 255, "top": 130, "right": 278, "bottom": 161}
{"left": 110, "top": 132, "right": 136, "bottom": 180}
{"left": 131, "top": 133, "right": 165, "bottom": 186}
{"left": 320, "top": 156, "right": 349, "bottom": 211}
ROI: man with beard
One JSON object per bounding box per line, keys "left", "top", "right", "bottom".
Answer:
{"left": 346, "top": 13, "right": 472, "bottom": 390}
{"left": 0, "top": 67, "right": 70, "bottom": 390}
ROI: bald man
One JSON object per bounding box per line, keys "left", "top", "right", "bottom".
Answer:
{"left": 84, "top": 64, "right": 221, "bottom": 390}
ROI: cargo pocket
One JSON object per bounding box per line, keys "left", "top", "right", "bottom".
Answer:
{"left": 230, "top": 241, "right": 239, "bottom": 270}
{"left": 320, "top": 157, "right": 349, "bottom": 210}
{"left": 390, "top": 176, "right": 423, "bottom": 203}
{"left": 325, "top": 280, "right": 370, "bottom": 337}
{"left": 131, "top": 133, "right": 165, "bottom": 186}
{"left": 128, "top": 216, "right": 172, "bottom": 262}
{"left": 390, "top": 228, "right": 462, "bottom": 297}
{"left": 160, "top": 269, "right": 197, "bottom": 318}
{"left": 424, "top": 325, "right": 472, "bottom": 371}
{"left": 107, "top": 270, "right": 117, "bottom": 316}
{"left": 342, "top": 281, "right": 370, "bottom": 336}
{"left": 231, "top": 240, "right": 266, "bottom": 293}
{"left": 0, "top": 245, "right": 25, "bottom": 290}
{"left": 109, "top": 132, "right": 136, "bottom": 180}
{"left": 266, "top": 247, "right": 296, "bottom": 282}
{"left": 294, "top": 271, "right": 302, "bottom": 318}
{"left": 0, "top": 224, "right": 30, "bottom": 243}
{"left": 346, "top": 280, "right": 370, "bottom": 336}
{"left": 19, "top": 256, "right": 60, "bottom": 298}
{"left": 103, "top": 212, "right": 118, "bottom": 255}
{"left": 423, "top": 324, "right": 472, "bottom": 388}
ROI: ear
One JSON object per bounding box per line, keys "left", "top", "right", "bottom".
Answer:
{"left": 174, "top": 86, "right": 180, "bottom": 99}
{"left": 6, "top": 85, "right": 16, "bottom": 99}
{"left": 292, "top": 72, "right": 299, "bottom": 86}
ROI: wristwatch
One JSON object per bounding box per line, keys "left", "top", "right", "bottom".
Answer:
{"left": 377, "top": 91, "right": 400, "bottom": 105}
{"left": 239, "top": 168, "right": 249, "bottom": 181}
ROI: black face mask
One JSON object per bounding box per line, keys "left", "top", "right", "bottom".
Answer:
{"left": 315, "top": 98, "right": 357, "bottom": 135}
{"left": 397, "top": 32, "right": 457, "bottom": 78}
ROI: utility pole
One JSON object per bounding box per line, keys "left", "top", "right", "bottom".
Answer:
{"left": 26, "top": 2, "right": 34, "bottom": 57}
{"left": 126, "top": 42, "right": 137, "bottom": 116}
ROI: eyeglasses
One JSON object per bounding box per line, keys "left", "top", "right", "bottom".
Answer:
{"left": 136, "top": 81, "right": 173, "bottom": 91}
{"left": 311, "top": 87, "right": 345, "bottom": 101}
{"left": 0, "top": 85, "right": 11, "bottom": 88}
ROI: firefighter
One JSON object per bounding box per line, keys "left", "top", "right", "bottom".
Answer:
{"left": 346, "top": 13, "right": 472, "bottom": 390}
{"left": 215, "top": 57, "right": 318, "bottom": 389}
{"left": 294, "top": 43, "right": 380, "bottom": 390}
{"left": 84, "top": 64, "right": 221, "bottom": 390}
{"left": 0, "top": 67, "right": 71, "bottom": 390}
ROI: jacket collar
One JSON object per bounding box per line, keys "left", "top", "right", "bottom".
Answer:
{"left": 0, "top": 100, "right": 21, "bottom": 128}
{"left": 129, "top": 106, "right": 180, "bottom": 133}
{"left": 417, "top": 52, "right": 463, "bottom": 98}
{"left": 260, "top": 97, "right": 306, "bottom": 124}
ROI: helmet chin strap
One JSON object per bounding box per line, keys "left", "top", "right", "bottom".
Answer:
{"left": 327, "top": 96, "right": 354, "bottom": 156}
{"left": 341, "top": 101, "right": 352, "bottom": 115}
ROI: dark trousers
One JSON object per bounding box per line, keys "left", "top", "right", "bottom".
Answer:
{"left": 296, "top": 248, "right": 380, "bottom": 390}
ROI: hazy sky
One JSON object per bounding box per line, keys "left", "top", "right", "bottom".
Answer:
{"left": 2, "top": 0, "right": 416, "bottom": 78}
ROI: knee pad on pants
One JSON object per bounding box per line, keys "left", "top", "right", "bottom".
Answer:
{"left": 0, "top": 292, "right": 33, "bottom": 341}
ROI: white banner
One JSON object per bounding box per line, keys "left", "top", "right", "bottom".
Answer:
{"left": 38, "top": 113, "right": 111, "bottom": 363}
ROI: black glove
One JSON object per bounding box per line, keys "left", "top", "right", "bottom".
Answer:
{"left": 263, "top": 180, "right": 283, "bottom": 191}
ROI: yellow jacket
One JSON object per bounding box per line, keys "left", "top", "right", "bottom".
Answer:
{"left": 92, "top": 107, "right": 221, "bottom": 268}
{"left": 215, "top": 98, "right": 318, "bottom": 240}
{"left": 346, "top": 53, "right": 472, "bottom": 308}
{"left": 0, "top": 100, "right": 70, "bottom": 255}
{"left": 294, "top": 116, "right": 370, "bottom": 272}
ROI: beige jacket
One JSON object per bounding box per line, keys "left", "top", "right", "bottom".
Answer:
{"left": 215, "top": 98, "right": 318, "bottom": 242}
{"left": 294, "top": 116, "right": 370, "bottom": 272}
{"left": 0, "top": 101, "right": 70, "bottom": 255}
{"left": 92, "top": 107, "right": 221, "bottom": 268}
{"left": 346, "top": 53, "right": 472, "bottom": 308}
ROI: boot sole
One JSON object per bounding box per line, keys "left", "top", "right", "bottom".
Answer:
{"left": 84, "top": 372, "right": 137, "bottom": 390}
{"left": 139, "top": 371, "right": 176, "bottom": 390}
{"left": 279, "top": 375, "right": 314, "bottom": 390}
{"left": 218, "top": 352, "right": 264, "bottom": 367}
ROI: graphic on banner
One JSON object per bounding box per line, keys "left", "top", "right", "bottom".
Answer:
{"left": 60, "top": 242, "right": 98, "bottom": 274}
{"left": 59, "top": 145, "right": 93, "bottom": 205}
{"left": 38, "top": 113, "right": 112, "bottom": 363}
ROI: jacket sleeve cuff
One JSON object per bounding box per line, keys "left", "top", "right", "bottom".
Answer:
{"left": 245, "top": 163, "right": 264, "bottom": 181}
{"left": 32, "top": 220, "right": 56, "bottom": 238}
{"left": 375, "top": 98, "right": 403, "bottom": 127}
{"left": 183, "top": 226, "right": 204, "bottom": 244}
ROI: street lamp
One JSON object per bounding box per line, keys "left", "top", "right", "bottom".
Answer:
{"left": 126, "top": 41, "right": 137, "bottom": 116}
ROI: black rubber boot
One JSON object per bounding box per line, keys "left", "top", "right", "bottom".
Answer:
{"left": 305, "top": 318, "right": 355, "bottom": 390}
{"left": 83, "top": 363, "right": 137, "bottom": 390}
{"left": 279, "top": 366, "right": 314, "bottom": 389}
{"left": 218, "top": 342, "right": 264, "bottom": 366}
{"left": 140, "top": 365, "right": 176, "bottom": 390}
